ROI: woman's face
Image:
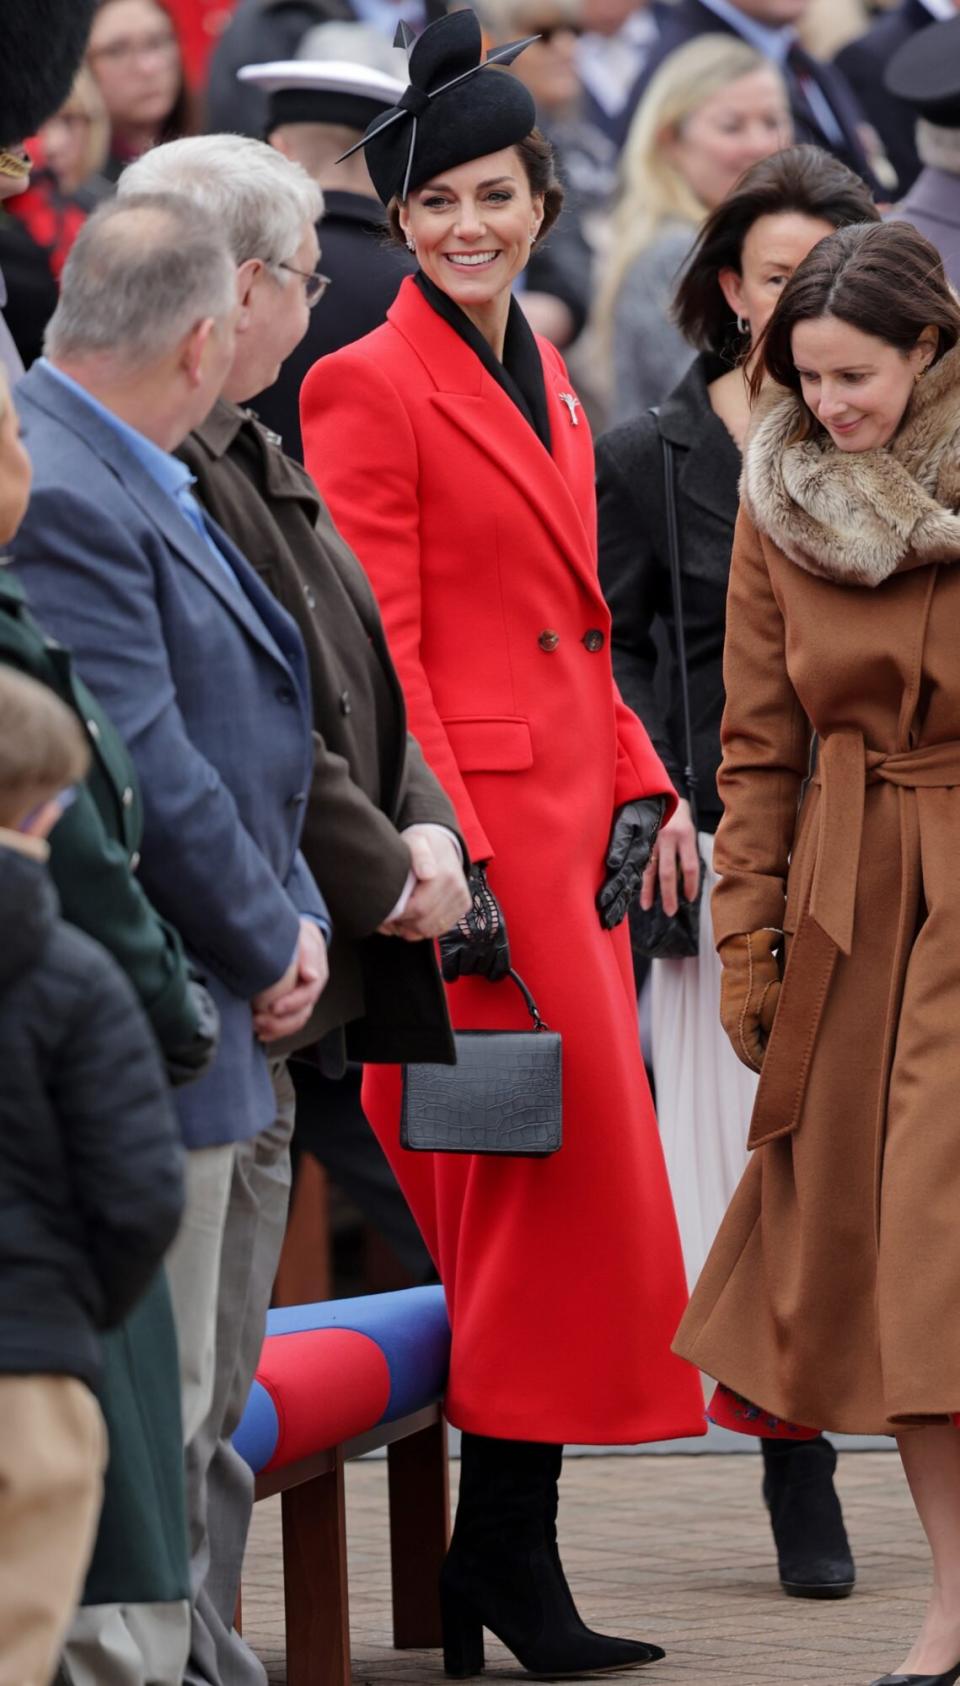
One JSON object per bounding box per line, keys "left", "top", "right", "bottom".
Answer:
{"left": 510, "top": 21, "right": 581, "bottom": 114}
{"left": 0, "top": 397, "right": 32, "bottom": 547}
{"left": 41, "top": 100, "right": 99, "bottom": 195}
{"left": 666, "top": 69, "right": 792, "bottom": 211}
{"left": 720, "top": 211, "right": 838, "bottom": 347}
{"left": 87, "top": 0, "right": 181, "bottom": 134}
{"left": 791, "top": 314, "right": 935, "bottom": 451}
{"left": 400, "top": 148, "right": 544, "bottom": 314}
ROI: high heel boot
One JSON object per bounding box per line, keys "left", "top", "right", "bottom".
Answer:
{"left": 761, "top": 1435, "right": 855, "bottom": 1598}
{"left": 441, "top": 1432, "right": 664, "bottom": 1679}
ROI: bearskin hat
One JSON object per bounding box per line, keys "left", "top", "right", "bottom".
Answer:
{"left": 0, "top": 0, "right": 98, "bottom": 146}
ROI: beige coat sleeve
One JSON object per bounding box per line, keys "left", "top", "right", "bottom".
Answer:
{"left": 712, "top": 509, "right": 813, "bottom": 948}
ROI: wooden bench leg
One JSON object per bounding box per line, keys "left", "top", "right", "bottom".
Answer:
{"left": 387, "top": 1415, "right": 450, "bottom": 1648}
{"left": 282, "top": 1455, "right": 351, "bottom": 1686}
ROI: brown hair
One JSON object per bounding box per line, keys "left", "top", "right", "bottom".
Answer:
{"left": 0, "top": 669, "right": 89, "bottom": 827}
{"left": 385, "top": 127, "right": 563, "bottom": 247}
{"left": 752, "top": 219, "right": 960, "bottom": 423}
{"left": 673, "top": 145, "right": 880, "bottom": 359}
{"left": 91, "top": 0, "right": 195, "bottom": 144}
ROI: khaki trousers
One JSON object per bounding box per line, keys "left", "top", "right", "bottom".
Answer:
{"left": 0, "top": 1375, "right": 106, "bottom": 1686}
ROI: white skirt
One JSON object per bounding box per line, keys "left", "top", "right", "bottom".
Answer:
{"left": 651, "top": 831, "right": 758, "bottom": 1289}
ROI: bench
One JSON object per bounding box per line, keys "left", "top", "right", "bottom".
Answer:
{"left": 234, "top": 1285, "right": 452, "bottom": 1686}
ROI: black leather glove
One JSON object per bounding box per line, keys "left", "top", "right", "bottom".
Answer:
{"left": 164, "top": 978, "right": 221, "bottom": 1087}
{"left": 596, "top": 797, "right": 666, "bottom": 930}
{"left": 439, "top": 862, "right": 511, "bottom": 983}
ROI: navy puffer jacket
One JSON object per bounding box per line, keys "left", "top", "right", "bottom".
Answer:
{"left": 0, "top": 841, "right": 183, "bottom": 1388}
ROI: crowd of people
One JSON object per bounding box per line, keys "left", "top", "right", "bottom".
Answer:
{"left": 4, "top": 1, "right": 960, "bottom": 1685}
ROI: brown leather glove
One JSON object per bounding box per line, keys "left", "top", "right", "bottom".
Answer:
{"left": 718, "top": 930, "right": 782, "bottom": 1073}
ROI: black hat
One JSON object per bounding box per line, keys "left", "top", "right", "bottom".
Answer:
{"left": 885, "top": 14, "right": 960, "bottom": 128}
{"left": 238, "top": 59, "right": 406, "bottom": 135}
{"left": 0, "top": 0, "right": 97, "bottom": 147}
{"left": 340, "top": 8, "right": 538, "bottom": 204}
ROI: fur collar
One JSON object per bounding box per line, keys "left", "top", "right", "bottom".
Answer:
{"left": 741, "top": 340, "right": 960, "bottom": 585}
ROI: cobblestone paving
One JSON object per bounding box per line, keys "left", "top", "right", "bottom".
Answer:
{"left": 243, "top": 1449, "right": 930, "bottom": 1686}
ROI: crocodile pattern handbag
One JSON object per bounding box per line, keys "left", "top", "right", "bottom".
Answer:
{"left": 400, "top": 970, "right": 562, "bottom": 1157}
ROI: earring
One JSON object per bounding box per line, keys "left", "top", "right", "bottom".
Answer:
{"left": 915, "top": 364, "right": 927, "bottom": 385}
{"left": 736, "top": 313, "right": 749, "bottom": 335}
{"left": 406, "top": 239, "right": 416, "bottom": 253}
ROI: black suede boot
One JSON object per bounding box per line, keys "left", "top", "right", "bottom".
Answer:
{"left": 441, "top": 1433, "right": 665, "bottom": 1678}
{"left": 761, "top": 1436, "right": 856, "bottom": 1598}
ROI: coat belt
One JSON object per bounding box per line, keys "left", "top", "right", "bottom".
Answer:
{"left": 747, "top": 730, "right": 960, "bottom": 1149}
{"left": 809, "top": 732, "right": 960, "bottom": 956}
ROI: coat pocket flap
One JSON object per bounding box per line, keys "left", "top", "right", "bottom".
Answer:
{"left": 442, "top": 716, "right": 533, "bottom": 772}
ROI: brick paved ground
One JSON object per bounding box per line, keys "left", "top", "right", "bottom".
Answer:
{"left": 243, "top": 1449, "right": 931, "bottom": 1686}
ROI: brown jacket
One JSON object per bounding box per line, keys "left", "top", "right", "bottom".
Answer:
{"left": 675, "top": 347, "right": 960, "bottom": 1433}
{"left": 178, "top": 400, "right": 458, "bottom": 1065}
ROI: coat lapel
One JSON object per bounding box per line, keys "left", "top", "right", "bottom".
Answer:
{"left": 659, "top": 358, "right": 740, "bottom": 533}
{"left": 21, "top": 366, "right": 302, "bottom": 685}
{"left": 388, "top": 281, "right": 603, "bottom": 601}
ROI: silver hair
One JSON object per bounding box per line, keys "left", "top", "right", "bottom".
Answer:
{"left": 45, "top": 192, "right": 237, "bottom": 366}
{"left": 118, "top": 133, "right": 324, "bottom": 269}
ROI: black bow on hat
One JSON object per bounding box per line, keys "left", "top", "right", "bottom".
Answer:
{"left": 338, "top": 8, "right": 539, "bottom": 204}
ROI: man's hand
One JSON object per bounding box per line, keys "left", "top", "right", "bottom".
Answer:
{"left": 379, "top": 825, "right": 470, "bottom": 942}
{"left": 640, "top": 798, "right": 701, "bottom": 918}
{"left": 252, "top": 919, "right": 329, "bottom": 1042}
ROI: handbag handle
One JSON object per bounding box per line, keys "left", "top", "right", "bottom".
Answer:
{"left": 650, "top": 409, "right": 699, "bottom": 833}
{"left": 505, "top": 967, "right": 552, "bottom": 1032}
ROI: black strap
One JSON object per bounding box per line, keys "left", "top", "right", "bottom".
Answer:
{"left": 651, "top": 409, "right": 699, "bottom": 831}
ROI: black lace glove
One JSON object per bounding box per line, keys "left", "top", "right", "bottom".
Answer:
{"left": 164, "top": 977, "right": 221, "bottom": 1087}
{"left": 439, "top": 862, "right": 511, "bottom": 983}
{"left": 596, "top": 797, "right": 666, "bottom": 931}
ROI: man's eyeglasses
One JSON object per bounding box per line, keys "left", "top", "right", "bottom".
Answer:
{"left": 277, "top": 263, "right": 332, "bottom": 309}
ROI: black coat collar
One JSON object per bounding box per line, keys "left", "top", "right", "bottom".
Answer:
{"left": 658, "top": 352, "right": 741, "bottom": 530}
{"left": 413, "top": 271, "right": 552, "bottom": 452}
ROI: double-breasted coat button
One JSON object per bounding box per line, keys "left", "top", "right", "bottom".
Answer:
{"left": 582, "top": 629, "right": 605, "bottom": 652}
{"left": 339, "top": 689, "right": 352, "bottom": 715}
{"left": 276, "top": 683, "right": 296, "bottom": 704}
{"left": 130, "top": 851, "right": 141, "bottom": 872}
{"left": 287, "top": 791, "right": 307, "bottom": 808}
{"left": 538, "top": 630, "right": 560, "bottom": 652}
{"left": 121, "top": 787, "right": 134, "bottom": 808}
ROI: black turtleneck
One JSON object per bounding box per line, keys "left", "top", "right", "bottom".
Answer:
{"left": 414, "top": 270, "right": 552, "bottom": 454}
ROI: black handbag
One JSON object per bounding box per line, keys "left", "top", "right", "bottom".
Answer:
{"left": 400, "top": 969, "right": 562, "bottom": 1157}
{"left": 629, "top": 421, "right": 705, "bottom": 963}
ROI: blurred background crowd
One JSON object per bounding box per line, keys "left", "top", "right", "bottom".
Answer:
{"left": 1, "top": 0, "right": 955, "bottom": 440}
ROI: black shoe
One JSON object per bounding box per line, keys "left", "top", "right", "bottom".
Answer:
{"left": 442, "top": 1433, "right": 664, "bottom": 1678}
{"left": 870, "top": 1666, "right": 960, "bottom": 1685}
{"left": 761, "top": 1435, "right": 856, "bottom": 1599}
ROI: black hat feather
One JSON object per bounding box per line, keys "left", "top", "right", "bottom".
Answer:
{"left": 0, "top": 0, "right": 98, "bottom": 146}
{"left": 340, "top": 8, "right": 538, "bottom": 204}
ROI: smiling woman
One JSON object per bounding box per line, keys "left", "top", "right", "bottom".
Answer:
{"left": 301, "top": 7, "right": 705, "bottom": 1678}
{"left": 675, "top": 220, "right": 960, "bottom": 1684}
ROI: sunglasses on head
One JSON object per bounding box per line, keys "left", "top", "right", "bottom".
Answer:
{"left": 531, "top": 20, "right": 584, "bottom": 39}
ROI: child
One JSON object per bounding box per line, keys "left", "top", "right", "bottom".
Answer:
{"left": 0, "top": 666, "right": 184, "bottom": 1686}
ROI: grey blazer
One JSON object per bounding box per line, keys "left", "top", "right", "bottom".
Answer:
{"left": 12, "top": 360, "right": 329, "bottom": 1150}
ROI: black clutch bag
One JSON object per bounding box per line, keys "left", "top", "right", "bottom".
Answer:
{"left": 631, "top": 420, "right": 704, "bottom": 965}
{"left": 400, "top": 970, "right": 562, "bottom": 1157}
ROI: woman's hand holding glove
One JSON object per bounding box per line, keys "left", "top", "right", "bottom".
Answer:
{"left": 439, "top": 862, "right": 511, "bottom": 982}
{"left": 597, "top": 797, "right": 666, "bottom": 930}
{"left": 718, "top": 930, "right": 782, "bottom": 1072}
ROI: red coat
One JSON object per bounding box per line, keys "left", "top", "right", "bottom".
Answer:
{"left": 301, "top": 278, "right": 703, "bottom": 1444}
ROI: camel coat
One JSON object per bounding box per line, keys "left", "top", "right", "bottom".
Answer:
{"left": 675, "top": 347, "right": 960, "bottom": 1434}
